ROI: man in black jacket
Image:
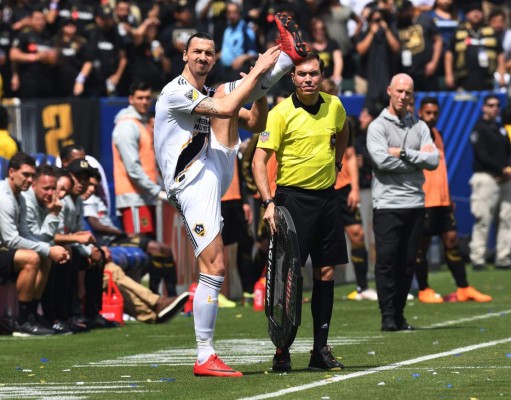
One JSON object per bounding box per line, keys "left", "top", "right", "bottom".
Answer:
{"left": 469, "top": 94, "right": 511, "bottom": 270}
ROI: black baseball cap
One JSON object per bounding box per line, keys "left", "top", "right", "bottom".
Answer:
{"left": 66, "top": 158, "right": 94, "bottom": 177}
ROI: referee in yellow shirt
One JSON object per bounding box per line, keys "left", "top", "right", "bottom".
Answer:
{"left": 252, "top": 52, "right": 349, "bottom": 372}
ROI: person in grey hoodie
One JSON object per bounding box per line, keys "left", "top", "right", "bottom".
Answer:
{"left": 0, "top": 152, "right": 69, "bottom": 336}
{"left": 367, "top": 73, "right": 439, "bottom": 332}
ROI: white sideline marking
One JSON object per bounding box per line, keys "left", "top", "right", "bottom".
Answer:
{"left": 422, "top": 309, "right": 511, "bottom": 329}
{"left": 238, "top": 337, "right": 511, "bottom": 400}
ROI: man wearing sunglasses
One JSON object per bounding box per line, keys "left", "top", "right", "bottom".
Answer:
{"left": 469, "top": 95, "right": 511, "bottom": 271}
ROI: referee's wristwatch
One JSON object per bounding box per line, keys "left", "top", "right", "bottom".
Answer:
{"left": 262, "top": 199, "right": 275, "bottom": 209}
{"left": 335, "top": 161, "right": 343, "bottom": 172}
{"left": 400, "top": 148, "right": 407, "bottom": 160}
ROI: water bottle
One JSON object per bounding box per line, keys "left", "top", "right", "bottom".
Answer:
{"left": 151, "top": 40, "right": 161, "bottom": 62}
{"left": 253, "top": 278, "right": 266, "bottom": 311}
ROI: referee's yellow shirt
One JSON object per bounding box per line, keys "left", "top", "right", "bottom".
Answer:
{"left": 257, "top": 92, "right": 346, "bottom": 190}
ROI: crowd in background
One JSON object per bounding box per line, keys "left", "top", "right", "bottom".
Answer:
{"left": 0, "top": 0, "right": 510, "bottom": 104}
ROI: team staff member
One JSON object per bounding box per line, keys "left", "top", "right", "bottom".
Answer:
{"left": 415, "top": 97, "right": 492, "bottom": 303}
{"left": 367, "top": 73, "right": 439, "bottom": 332}
{"left": 253, "top": 52, "right": 349, "bottom": 372}
{"left": 469, "top": 95, "right": 511, "bottom": 270}
{"left": 154, "top": 12, "right": 306, "bottom": 376}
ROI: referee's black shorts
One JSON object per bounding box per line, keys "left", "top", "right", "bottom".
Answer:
{"left": 335, "top": 184, "right": 363, "bottom": 227}
{"left": 0, "top": 248, "right": 17, "bottom": 284}
{"left": 423, "top": 205, "right": 457, "bottom": 237}
{"left": 275, "top": 185, "right": 348, "bottom": 268}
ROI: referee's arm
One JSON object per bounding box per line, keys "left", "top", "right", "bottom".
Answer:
{"left": 252, "top": 147, "right": 277, "bottom": 235}
{"left": 335, "top": 121, "right": 350, "bottom": 164}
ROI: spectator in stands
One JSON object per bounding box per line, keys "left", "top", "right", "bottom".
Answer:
{"left": 46, "top": 0, "right": 97, "bottom": 39}
{"left": 10, "top": 7, "right": 58, "bottom": 98}
{"left": 445, "top": 2, "right": 506, "bottom": 91}
{"left": 81, "top": 174, "right": 189, "bottom": 323}
{"left": 85, "top": 5, "right": 127, "bottom": 97}
{"left": 0, "top": 105, "right": 18, "bottom": 160}
{"left": 488, "top": 9, "right": 511, "bottom": 84}
{"left": 0, "top": 8, "right": 14, "bottom": 98}
{"left": 415, "top": 97, "right": 492, "bottom": 303}
{"left": 114, "top": 0, "right": 140, "bottom": 47}
{"left": 427, "top": 0, "right": 462, "bottom": 61}
{"left": 356, "top": 7, "right": 400, "bottom": 110}
{"left": 54, "top": 18, "right": 92, "bottom": 97}
{"left": 0, "top": 152, "right": 70, "bottom": 336}
{"left": 195, "top": 0, "right": 227, "bottom": 50}
{"left": 309, "top": 18, "right": 343, "bottom": 92}
{"left": 315, "top": 0, "right": 362, "bottom": 81}
{"left": 6, "top": 0, "right": 33, "bottom": 33}
{"left": 397, "top": 0, "right": 443, "bottom": 91}
{"left": 126, "top": 16, "right": 168, "bottom": 94}
{"left": 161, "top": 2, "right": 197, "bottom": 80}
{"left": 218, "top": 1, "right": 258, "bottom": 82}
{"left": 469, "top": 95, "right": 511, "bottom": 271}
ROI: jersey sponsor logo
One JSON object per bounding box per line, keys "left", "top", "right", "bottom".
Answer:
{"left": 98, "top": 41, "right": 114, "bottom": 51}
{"left": 194, "top": 223, "right": 206, "bottom": 237}
{"left": 259, "top": 131, "right": 270, "bottom": 142}
{"left": 185, "top": 89, "right": 199, "bottom": 101}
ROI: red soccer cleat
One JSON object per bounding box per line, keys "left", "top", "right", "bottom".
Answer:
{"left": 274, "top": 12, "right": 308, "bottom": 64}
{"left": 193, "top": 354, "right": 243, "bottom": 377}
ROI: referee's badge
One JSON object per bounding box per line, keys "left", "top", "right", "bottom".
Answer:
{"left": 330, "top": 133, "right": 336, "bottom": 148}
{"left": 260, "top": 131, "right": 270, "bottom": 142}
{"left": 185, "top": 89, "right": 199, "bottom": 101}
{"left": 194, "top": 223, "right": 206, "bottom": 237}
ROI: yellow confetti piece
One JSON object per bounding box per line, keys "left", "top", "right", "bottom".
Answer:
{"left": 264, "top": 371, "right": 268, "bottom": 374}
{"left": 470, "top": 398, "right": 479, "bottom": 400}
{"left": 28, "top": 374, "right": 35, "bottom": 377}
{"left": 40, "top": 366, "right": 44, "bottom": 369}
{"left": 39, "top": 380, "right": 46, "bottom": 384}
{"left": 324, "top": 375, "right": 332, "bottom": 378}
{"left": 236, "top": 314, "right": 243, "bottom": 318}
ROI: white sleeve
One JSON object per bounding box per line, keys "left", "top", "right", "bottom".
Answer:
{"left": 166, "top": 79, "right": 209, "bottom": 115}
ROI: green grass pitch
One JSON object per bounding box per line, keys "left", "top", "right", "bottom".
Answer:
{"left": 0, "top": 268, "right": 510, "bottom": 400}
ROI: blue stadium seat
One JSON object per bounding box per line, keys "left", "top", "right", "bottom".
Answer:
{"left": 31, "top": 153, "right": 57, "bottom": 166}
{"left": 0, "top": 157, "right": 8, "bottom": 179}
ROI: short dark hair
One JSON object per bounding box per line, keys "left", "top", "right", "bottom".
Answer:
{"left": 489, "top": 9, "right": 506, "bottom": 20}
{"left": 185, "top": 32, "right": 214, "bottom": 51}
{"left": 129, "top": 81, "right": 152, "bottom": 95}
{"left": 420, "top": 96, "right": 439, "bottom": 108}
{"left": 57, "top": 169, "right": 74, "bottom": 189}
{"left": 483, "top": 94, "right": 500, "bottom": 105}
{"left": 8, "top": 152, "right": 36, "bottom": 171}
{"left": 292, "top": 52, "right": 324, "bottom": 73}
{"left": 60, "top": 144, "right": 85, "bottom": 162}
{"left": 35, "top": 164, "right": 58, "bottom": 180}
{"left": 0, "top": 105, "right": 9, "bottom": 130}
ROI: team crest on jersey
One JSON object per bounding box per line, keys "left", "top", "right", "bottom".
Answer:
{"left": 185, "top": 89, "right": 199, "bottom": 101}
{"left": 194, "top": 223, "right": 206, "bottom": 237}
{"left": 259, "top": 131, "right": 270, "bottom": 142}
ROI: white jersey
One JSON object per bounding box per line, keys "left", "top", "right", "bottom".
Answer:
{"left": 154, "top": 75, "right": 216, "bottom": 193}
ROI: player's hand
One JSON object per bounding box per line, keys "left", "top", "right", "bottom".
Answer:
{"left": 75, "top": 231, "right": 96, "bottom": 245}
{"left": 47, "top": 191, "right": 62, "bottom": 215}
{"left": 243, "top": 203, "right": 253, "bottom": 225}
{"left": 347, "top": 189, "right": 360, "bottom": 211}
{"left": 49, "top": 245, "right": 70, "bottom": 264}
{"left": 263, "top": 202, "right": 277, "bottom": 236}
{"left": 252, "top": 45, "right": 280, "bottom": 75}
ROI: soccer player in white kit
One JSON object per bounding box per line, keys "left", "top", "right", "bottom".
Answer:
{"left": 154, "top": 14, "right": 309, "bottom": 377}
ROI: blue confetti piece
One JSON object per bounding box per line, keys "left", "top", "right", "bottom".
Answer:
{"left": 41, "top": 358, "right": 49, "bottom": 363}
{"left": 151, "top": 364, "right": 159, "bottom": 368}
{"left": 15, "top": 366, "right": 22, "bottom": 371}
{"left": 505, "top": 353, "right": 511, "bottom": 358}
{"left": 480, "top": 328, "right": 486, "bottom": 332}
{"left": 453, "top": 353, "right": 462, "bottom": 357}
{"left": 412, "top": 373, "right": 420, "bottom": 378}
{"left": 129, "top": 384, "right": 138, "bottom": 387}
{"left": 446, "top": 384, "right": 453, "bottom": 388}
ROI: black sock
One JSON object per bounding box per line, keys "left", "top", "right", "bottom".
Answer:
{"left": 30, "top": 299, "right": 39, "bottom": 315}
{"left": 352, "top": 246, "right": 368, "bottom": 292}
{"left": 18, "top": 301, "right": 32, "bottom": 324}
{"left": 445, "top": 247, "right": 469, "bottom": 288}
{"left": 415, "top": 247, "right": 429, "bottom": 291}
{"left": 311, "top": 279, "right": 334, "bottom": 352}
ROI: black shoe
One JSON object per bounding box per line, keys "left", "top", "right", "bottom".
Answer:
{"left": 472, "top": 264, "right": 487, "bottom": 271}
{"left": 51, "top": 320, "right": 74, "bottom": 335}
{"left": 67, "top": 316, "right": 91, "bottom": 333}
{"left": 88, "top": 315, "right": 120, "bottom": 329}
{"left": 272, "top": 348, "right": 291, "bottom": 372}
{"left": 381, "top": 318, "right": 398, "bottom": 332}
{"left": 308, "top": 346, "right": 345, "bottom": 371}
{"left": 397, "top": 320, "right": 415, "bottom": 331}
{"left": 12, "top": 315, "right": 55, "bottom": 337}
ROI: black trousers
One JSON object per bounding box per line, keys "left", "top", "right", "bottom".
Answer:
{"left": 373, "top": 208, "right": 425, "bottom": 322}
